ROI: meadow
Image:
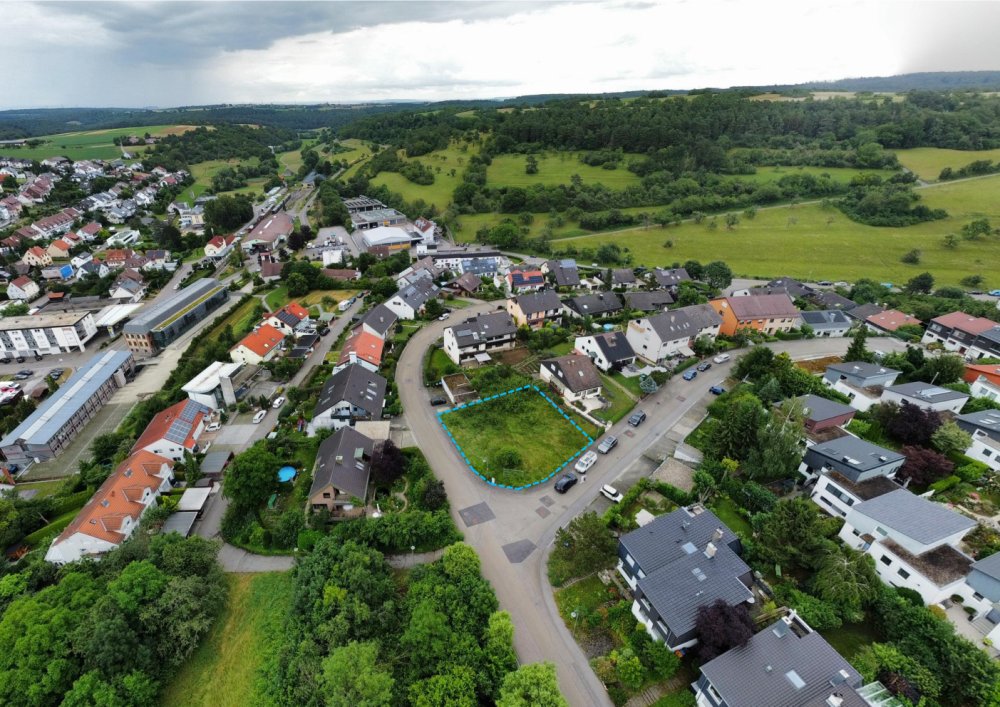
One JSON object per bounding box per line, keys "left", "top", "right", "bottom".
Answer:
{"left": 894, "top": 147, "right": 1000, "bottom": 182}
{"left": 187, "top": 156, "right": 262, "bottom": 199}
{"left": 487, "top": 152, "right": 643, "bottom": 188}
{"left": 724, "top": 165, "right": 896, "bottom": 185}
{"left": 370, "top": 142, "right": 475, "bottom": 208}
{"left": 3, "top": 124, "right": 196, "bottom": 161}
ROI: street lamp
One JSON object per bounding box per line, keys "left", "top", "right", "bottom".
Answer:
{"left": 571, "top": 609, "right": 580, "bottom": 632}
{"left": 410, "top": 544, "right": 416, "bottom": 564}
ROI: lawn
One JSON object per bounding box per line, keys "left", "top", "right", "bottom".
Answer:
{"left": 13, "top": 480, "right": 64, "bottom": 500}
{"left": 611, "top": 371, "right": 645, "bottom": 398}
{"left": 276, "top": 138, "right": 317, "bottom": 176}
{"left": 440, "top": 386, "right": 594, "bottom": 488}
{"left": 488, "top": 152, "right": 644, "bottom": 189}
{"left": 821, "top": 621, "right": 881, "bottom": 661}
{"left": 161, "top": 572, "right": 294, "bottom": 707}
{"left": 594, "top": 374, "right": 636, "bottom": 424}
{"left": 554, "top": 175, "right": 1000, "bottom": 287}
{"left": 894, "top": 147, "right": 1000, "bottom": 182}
{"left": 709, "top": 496, "right": 752, "bottom": 538}
{"left": 554, "top": 574, "right": 621, "bottom": 641}
{"left": 684, "top": 416, "right": 717, "bottom": 453}
{"left": 3, "top": 124, "right": 196, "bottom": 161}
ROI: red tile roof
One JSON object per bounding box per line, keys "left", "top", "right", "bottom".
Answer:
{"left": 338, "top": 329, "right": 384, "bottom": 368}
{"left": 11, "top": 275, "right": 33, "bottom": 288}
{"left": 930, "top": 311, "right": 996, "bottom": 335}
{"left": 132, "top": 399, "right": 208, "bottom": 454}
{"left": 79, "top": 222, "right": 102, "bottom": 235}
{"left": 233, "top": 323, "right": 286, "bottom": 357}
{"left": 964, "top": 363, "right": 1000, "bottom": 386}
{"left": 867, "top": 309, "right": 921, "bottom": 332}
{"left": 281, "top": 302, "right": 309, "bottom": 321}
{"left": 26, "top": 246, "right": 46, "bottom": 258}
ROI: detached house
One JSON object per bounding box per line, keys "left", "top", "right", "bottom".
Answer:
{"left": 623, "top": 291, "right": 674, "bottom": 313}
{"left": 649, "top": 267, "right": 691, "bottom": 290}
{"left": 503, "top": 266, "right": 546, "bottom": 293}
{"left": 263, "top": 302, "right": 311, "bottom": 337}
{"left": 574, "top": 331, "right": 636, "bottom": 372}
{"left": 337, "top": 329, "right": 384, "bottom": 372}
{"left": 610, "top": 268, "right": 640, "bottom": 290}
{"left": 356, "top": 304, "right": 398, "bottom": 341}
{"left": 132, "top": 399, "right": 210, "bottom": 461}
{"left": 384, "top": 278, "right": 438, "bottom": 320}
{"left": 823, "top": 361, "right": 901, "bottom": 412}
{"left": 506, "top": 290, "right": 563, "bottom": 329}
{"left": 955, "top": 409, "right": 1000, "bottom": 471}
{"left": 618, "top": 506, "right": 752, "bottom": 651}
{"left": 626, "top": 304, "right": 722, "bottom": 363}
{"left": 801, "top": 435, "right": 905, "bottom": 519}
{"left": 562, "top": 291, "right": 623, "bottom": 319}
{"left": 799, "top": 309, "right": 851, "bottom": 337}
{"left": 46, "top": 239, "right": 72, "bottom": 260}
{"left": 921, "top": 311, "right": 997, "bottom": 353}
{"left": 881, "top": 382, "right": 969, "bottom": 414}
{"left": 204, "top": 234, "right": 237, "bottom": 259}
{"left": 542, "top": 259, "right": 580, "bottom": 288}
{"left": 308, "top": 426, "right": 374, "bottom": 516}
{"left": 312, "top": 364, "right": 387, "bottom": 431}
{"left": 6, "top": 276, "right": 39, "bottom": 302}
{"left": 230, "top": 324, "right": 286, "bottom": 365}
{"left": 539, "top": 354, "right": 603, "bottom": 402}
{"left": 709, "top": 294, "right": 800, "bottom": 337}
{"left": 797, "top": 394, "right": 856, "bottom": 433}
{"left": 443, "top": 311, "right": 517, "bottom": 365}
{"left": 22, "top": 246, "right": 52, "bottom": 268}
{"left": 865, "top": 309, "right": 920, "bottom": 335}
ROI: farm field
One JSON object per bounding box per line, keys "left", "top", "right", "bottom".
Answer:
{"left": 895, "top": 147, "right": 1000, "bottom": 182}
{"left": 488, "top": 152, "right": 643, "bottom": 188}
{"left": 2, "top": 124, "right": 196, "bottom": 161}
{"left": 161, "top": 572, "right": 293, "bottom": 707}
{"left": 453, "top": 204, "right": 664, "bottom": 243}
{"left": 554, "top": 174, "right": 1000, "bottom": 287}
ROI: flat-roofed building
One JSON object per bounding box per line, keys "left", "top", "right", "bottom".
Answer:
{"left": 123, "top": 278, "right": 228, "bottom": 355}
{"left": 352, "top": 208, "right": 407, "bottom": 231}
{"left": 182, "top": 360, "right": 254, "bottom": 410}
{"left": 0, "top": 310, "right": 98, "bottom": 357}
{"left": 0, "top": 350, "right": 135, "bottom": 464}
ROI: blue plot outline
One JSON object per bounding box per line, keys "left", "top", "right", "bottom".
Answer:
{"left": 437, "top": 384, "right": 595, "bottom": 490}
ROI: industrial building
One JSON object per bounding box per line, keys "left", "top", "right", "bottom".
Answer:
{"left": 0, "top": 350, "right": 135, "bottom": 464}
{"left": 0, "top": 311, "right": 98, "bottom": 357}
{"left": 122, "top": 278, "right": 228, "bottom": 355}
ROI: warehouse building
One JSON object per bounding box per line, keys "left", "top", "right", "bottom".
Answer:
{"left": 0, "top": 311, "right": 98, "bottom": 357}
{"left": 123, "top": 278, "right": 228, "bottom": 355}
{"left": 0, "top": 350, "right": 135, "bottom": 464}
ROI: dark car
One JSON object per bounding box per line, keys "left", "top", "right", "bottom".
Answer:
{"left": 554, "top": 473, "right": 578, "bottom": 494}
{"left": 6, "top": 463, "right": 18, "bottom": 473}
{"left": 429, "top": 396, "right": 448, "bottom": 406}
{"left": 697, "top": 361, "right": 712, "bottom": 372}
{"left": 710, "top": 385, "right": 726, "bottom": 395}
{"left": 0, "top": 358, "right": 9, "bottom": 365}
{"left": 682, "top": 369, "right": 697, "bottom": 381}
{"left": 627, "top": 410, "right": 646, "bottom": 427}
{"left": 319, "top": 326, "right": 331, "bottom": 336}
{"left": 15, "top": 356, "right": 25, "bottom": 364}
{"left": 17, "top": 370, "right": 33, "bottom": 377}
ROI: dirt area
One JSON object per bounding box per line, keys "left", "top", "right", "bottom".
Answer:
{"left": 796, "top": 355, "right": 841, "bottom": 374}
{"left": 652, "top": 458, "right": 695, "bottom": 491}
{"left": 495, "top": 347, "right": 531, "bottom": 366}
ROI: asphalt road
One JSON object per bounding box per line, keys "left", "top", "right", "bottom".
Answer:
{"left": 396, "top": 310, "right": 908, "bottom": 707}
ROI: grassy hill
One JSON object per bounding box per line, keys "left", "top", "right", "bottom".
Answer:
{"left": 4, "top": 125, "right": 196, "bottom": 161}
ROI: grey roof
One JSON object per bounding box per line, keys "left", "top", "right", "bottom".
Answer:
{"left": 853, "top": 489, "right": 976, "bottom": 544}
{"left": 646, "top": 305, "right": 722, "bottom": 341}
{"left": 620, "top": 506, "right": 740, "bottom": 575}
{"left": 514, "top": 290, "right": 562, "bottom": 314}
{"left": 546, "top": 259, "right": 580, "bottom": 287}
{"left": 123, "top": 278, "right": 225, "bottom": 334}
{"left": 311, "top": 426, "right": 373, "bottom": 500}
{"left": 591, "top": 331, "right": 635, "bottom": 363}
{"left": 394, "top": 278, "right": 438, "bottom": 310}
{"left": 797, "top": 394, "right": 855, "bottom": 423}
{"left": 808, "top": 291, "right": 857, "bottom": 310}
{"left": 273, "top": 309, "right": 300, "bottom": 328}
{"left": 358, "top": 304, "right": 398, "bottom": 337}
{"left": 562, "top": 291, "right": 623, "bottom": 317}
{"left": 541, "top": 354, "right": 602, "bottom": 394}
{"left": 825, "top": 361, "right": 900, "bottom": 380}
{"left": 450, "top": 311, "right": 517, "bottom": 348}
{"left": 624, "top": 291, "right": 674, "bottom": 312}
{"left": 974, "top": 327, "right": 1000, "bottom": 347}
{"left": 699, "top": 618, "right": 862, "bottom": 707}
{"left": 845, "top": 302, "right": 885, "bottom": 321}
{"left": 805, "top": 435, "right": 904, "bottom": 474}
{"left": 314, "top": 364, "right": 386, "bottom": 418}
{"left": 766, "top": 277, "right": 813, "bottom": 298}
{"left": 650, "top": 267, "right": 691, "bottom": 288}
{"left": 956, "top": 409, "right": 1000, "bottom": 439}
{"left": 883, "top": 381, "right": 969, "bottom": 404}
{"left": 612, "top": 268, "right": 637, "bottom": 285}
{"left": 0, "top": 350, "right": 132, "bottom": 448}
{"left": 637, "top": 543, "right": 752, "bottom": 638}
{"left": 200, "top": 450, "right": 233, "bottom": 475}
{"left": 800, "top": 310, "right": 851, "bottom": 330}
{"left": 161, "top": 511, "right": 198, "bottom": 537}
{"left": 342, "top": 195, "right": 385, "bottom": 212}
{"left": 970, "top": 551, "right": 1000, "bottom": 582}
{"left": 453, "top": 272, "right": 482, "bottom": 292}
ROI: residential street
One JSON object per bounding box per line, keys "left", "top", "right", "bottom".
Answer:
{"left": 396, "top": 309, "right": 908, "bottom": 707}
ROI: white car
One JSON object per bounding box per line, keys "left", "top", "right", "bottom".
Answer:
{"left": 438, "top": 312, "right": 450, "bottom": 321}
{"left": 574, "top": 450, "right": 598, "bottom": 474}
{"left": 712, "top": 353, "right": 731, "bottom": 364}
{"left": 601, "top": 484, "right": 624, "bottom": 503}
{"left": 272, "top": 396, "right": 285, "bottom": 409}
{"left": 206, "top": 421, "right": 221, "bottom": 432}
{"left": 252, "top": 410, "right": 267, "bottom": 424}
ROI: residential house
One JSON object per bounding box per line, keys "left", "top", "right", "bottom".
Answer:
{"left": 881, "top": 382, "right": 969, "bottom": 414}
{"left": 746, "top": 276, "right": 813, "bottom": 299}
{"left": 807, "top": 290, "right": 857, "bottom": 311}
{"left": 429, "top": 248, "right": 508, "bottom": 277}
{"left": 46, "top": 239, "right": 72, "bottom": 260}
{"left": 801, "top": 435, "right": 905, "bottom": 518}
{"left": 539, "top": 354, "right": 603, "bottom": 402}
{"left": 649, "top": 267, "right": 691, "bottom": 289}
{"left": 845, "top": 302, "right": 885, "bottom": 324}
{"left": 970, "top": 374, "right": 1000, "bottom": 402}
{"left": 384, "top": 278, "right": 438, "bottom": 320}
{"left": 823, "top": 361, "right": 901, "bottom": 411}
{"left": 108, "top": 274, "right": 147, "bottom": 303}
{"left": 356, "top": 304, "right": 398, "bottom": 341}
{"left": 411, "top": 217, "right": 437, "bottom": 244}
{"left": 451, "top": 272, "right": 483, "bottom": 295}
{"left": 337, "top": 329, "right": 384, "bottom": 372}
{"left": 131, "top": 399, "right": 210, "bottom": 461}
{"left": 797, "top": 394, "right": 856, "bottom": 433}
{"left": 955, "top": 409, "right": 1000, "bottom": 471}
{"left": 542, "top": 259, "right": 581, "bottom": 288}
{"left": 623, "top": 291, "right": 674, "bottom": 313}
{"left": 395, "top": 256, "right": 442, "bottom": 289}
{"left": 142, "top": 249, "right": 172, "bottom": 271}
{"left": 966, "top": 327, "right": 1000, "bottom": 361}
{"left": 799, "top": 310, "right": 852, "bottom": 337}
{"left": 626, "top": 304, "right": 722, "bottom": 363}
{"left": 574, "top": 331, "right": 636, "bottom": 372}
{"left": 41, "top": 264, "right": 75, "bottom": 281}
{"left": 312, "top": 364, "right": 387, "bottom": 431}
{"left": 204, "top": 234, "right": 237, "bottom": 259}
{"left": 100, "top": 248, "right": 134, "bottom": 269}
{"left": 263, "top": 302, "right": 312, "bottom": 337}
{"left": 921, "top": 311, "right": 998, "bottom": 353}
{"left": 44, "top": 451, "right": 174, "bottom": 564}
{"left": 443, "top": 311, "right": 518, "bottom": 365}
{"left": 31, "top": 208, "right": 79, "bottom": 238}
{"left": 308, "top": 426, "right": 374, "bottom": 515}
{"left": 76, "top": 222, "right": 102, "bottom": 241}
{"left": 503, "top": 266, "right": 546, "bottom": 293}
{"left": 260, "top": 259, "right": 283, "bottom": 282}
{"left": 70, "top": 252, "right": 93, "bottom": 270}
{"left": 506, "top": 290, "right": 563, "bottom": 329}
{"left": 22, "top": 246, "right": 52, "bottom": 267}
{"left": 692, "top": 613, "right": 863, "bottom": 707}
{"left": 709, "top": 294, "right": 800, "bottom": 337}
{"left": 562, "top": 291, "right": 623, "bottom": 319}
{"left": 611, "top": 268, "right": 640, "bottom": 289}
{"left": 6, "top": 276, "right": 39, "bottom": 301}
{"left": 964, "top": 553, "right": 1000, "bottom": 645}
{"left": 618, "top": 506, "right": 751, "bottom": 651}
{"left": 865, "top": 309, "right": 921, "bottom": 335}
{"left": 965, "top": 363, "right": 1000, "bottom": 387}
{"left": 321, "top": 268, "right": 361, "bottom": 282}
{"left": 840, "top": 489, "right": 977, "bottom": 604}
{"left": 229, "top": 324, "right": 286, "bottom": 365}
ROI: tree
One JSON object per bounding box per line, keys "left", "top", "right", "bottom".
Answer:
{"left": 639, "top": 374, "right": 658, "bottom": 395}
{"left": 811, "top": 547, "right": 879, "bottom": 622}
{"left": 409, "top": 665, "right": 477, "bottom": 707}
{"left": 525, "top": 155, "right": 539, "bottom": 175}
{"left": 204, "top": 194, "right": 253, "bottom": 230}
{"left": 880, "top": 401, "right": 942, "bottom": 446}
{"left": 943, "top": 233, "right": 959, "bottom": 249}
{"left": 320, "top": 641, "right": 395, "bottom": 707}
{"left": 692, "top": 471, "right": 718, "bottom": 504}
{"left": 904, "top": 271, "right": 934, "bottom": 294}
{"left": 915, "top": 353, "right": 966, "bottom": 386}
{"left": 482, "top": 612, "right": 518, "bottom": 699}
{"left": 931, "top": 420, "right": 973, "bottom": 457}
{"left": 286, "top": 272, "right": 309, "bottom": 297}
{"left": 898, "top": 445, "right": 954, "bottom": 486}
{"left": 550, "top": 512, "right": 617, "bottom": 580}
{"left": 703, "top": 260, "right": 733, "bottom": 289}
{"left": 901, "top": 249, "right": 921, "bottom": 265}
{"left": 852, "top": 643, "right": 942, "bottom": 702}
{"left": 695, "top": 600, "right": 754, "bottom": 661}
{"left": 222, "top": 443, "right": 279, "bottom": 511}
{"left": 497, "top": 663, "right": 568, "bottom": 707}
{"left": 844, "top": 326, "right": 874, "bottom": 363}
{"left": 752, "top": 499, "right": 837, "bottom": 572}
{"left": 734, "top": 345, "right": 775, "bottom": 381}
{"left": 743, "top": 412, "right": 804, "bottom": 482}
{"left": 370, "top": 439, "right": 407, "bottom": 488}
{"left": 707, "top": 394, "right": 767, "bottom": 461}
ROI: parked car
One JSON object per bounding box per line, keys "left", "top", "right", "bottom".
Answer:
{"left": 15, "top": 356, "right": 24, "bottom": 364}
{"left": 597, "top": 436, "right": 618, "bottom": 454}
{"left": 682, "top": 369, "right": 698, "bottom": 381}
{"left": 627, "top": 411, "right": 646, "bottom": 427}
{"left": 6, "top": 463, "right": 19, "bottom": 473}
{"left": 272, "top": 396, "right": 285, "bottom": 409}
{"left": 429, "top": 396, "right": 448, "bottom": 406}
{"left": 206, "top": 421, "right": 222, "bottom": 432}
{"left": 15, "top": 370, "right": 32, "bottom": 379}
{"left": 697, "top": 361, "right": 712, "bottom": 372}
{"left": 817, "top": 280, "right": 833, "bottom": 287}
{"left": 554, "top": 473, "right": 578, "bottom": 494}
{"left": 319, "top": 326, "right": 331, "bottom": 336}
{"left": 0, "top": 358, "right": 9, "bottom": 364}
{"left": 712, "top": 353, "right": 731, "bottom": 364}
{"left": 709, "top": 385, "right": 726, "bottom": 395}
{"left": 252, "top": 410, "right": 267, "bottom": 424}
{"left": 438, "top": 312, "right": 450, "bottom": 321}
{"left": 989, "top": 290, "right": 1000, "bottom": 297}
{"left": 574, "top": 450, "right": 598, "bottom": 474}
{"left": 601, "top": 484, "right": 624, "bottom": 503}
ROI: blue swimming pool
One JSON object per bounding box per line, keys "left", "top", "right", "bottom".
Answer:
{"left": 277, "top": 466, "right": 297, "bottom": 483}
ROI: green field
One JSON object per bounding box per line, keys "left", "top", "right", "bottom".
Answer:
{"left": 726, "top": 165, "right": 896, "bottom": 185}
{"left": 276, "top": 137, "right": 318, "bottom": 176}
{"left": 441, "top": 388, "right": 593, "bottom": 488}
{"left": 554, "top": 175, "right": 1000, "bottom": 287}
{"left": 488, "top": 152, "right": 643, "bottom": 189}
{"left": 895, "top": 147, "right": 1000, "bottom": 182}
{"left": 187, "top": 157, "right": 262, "bottom": 199}
{"left": 371, "top": 142, "right": 475, "bottom": 208}
{"left": 161, "top": 572, "right": 293, "bottom": 707}
{"left": 3, "top": 125, "right": 196, "bottom": 161}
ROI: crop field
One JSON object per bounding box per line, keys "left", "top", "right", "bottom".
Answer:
{"left": 3, "top": 124, "right": 196, "bottom": 161}
{"left": 487, "top": 152, "right": 643, "bottom": 189}
{"left": 554, "top": 175, "right": 1000, "bottom": 287}
{"left": 894, "top": 147, "right": 1000, "bottom": 182}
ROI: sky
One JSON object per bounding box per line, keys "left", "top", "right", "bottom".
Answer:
{"left": 5, "top": 0, "right": 1000, "bottom": 109}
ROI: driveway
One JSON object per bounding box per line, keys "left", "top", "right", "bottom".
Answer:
{"left": 397, "top": 311, "right": 908, "bottom": 706}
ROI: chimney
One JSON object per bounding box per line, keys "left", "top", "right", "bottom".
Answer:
{"left": 682, "top": 521, "right": 690, "bottom": 531}
{"left": 704, "top": 542, "right": 717, "bottom": 559}
{"left": 826, "top": 696, "right": 843, "bottom": 707}
{"left": 713, "top": 527, "right": 724, "bottom": 542}
{"left": 349, "top": 351, "right": 358, "bottom": 365}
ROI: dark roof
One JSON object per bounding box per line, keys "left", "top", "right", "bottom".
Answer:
{"left": 541, "top": 354, "right": 602, "bottom": 394}
{"left": 449, "top": 311, "right": 517, "bottom": 347}
{"left": 766, "top": 277, "right": 813, "bottom": 297}
{"left": 806, "top": 435, "right": 904, "bottom": 474}
{"left": 612, "top": 268, "right": 637, "bottom": 285}
{"left": 645, "top": 304, "right": 722, "bottom": 341}
{"left": 808, "top": 291, "right": 857, "bottom": 310}
{"left": 620, "top": 506, "right": 740, "bottom": 575}
{"left": 395, "top": 278, "right": 438, "bottom": 310}
{"left": 825, "top": 471, "right": 902, "bottom": 501}
{"left": 650, "top": 267, "right": 691, "bottom": 288}
{"left": 590, "top": 331, "right": 635, "bottom": 363}
{"left": 358, "top": 304, "right": 398, "bottom": 337}
{"left": 624, "top": 291, "right": 674, "bottom": 312}
{"left": 853, "top": 489, "right": 976, "bottom": 544}
{"left": 546, "top": 259, "right": 580, "bottom": 287}
{"left": 883, "top": 382, "right": 969, "bottom": 404}
{"left": 514, "top": 290, "right": 562, "bottom": 314}
{"left": 800, "top": 310, "right": 851, "bottom": 329}
{"left": 956, "top": 409, "right": 1000, "bottom": 439}
{"left": 800, "top": 687, "right": 870, "bottom": 707}
{"left": 453, "top": 272, "right": 483, "bottom": 292}
{"left": 508, "top": 270, "right": 545, "bottom": 288}
{"left": 970, "top": 551, "right": 1000, "bottom": 582}
{"left": 797, "top": 394, "right": 855, "bottom": 423}
{"left": 845, "top": 302, "right": 885, "bottom": 321}
{"left": 311, "top": 426, "right": 373, "bottom": 500}
{"left": 562, "top": 291, "right": 623, "bottom": 317}
{"left": 314, "top": 364, "right": 386, "bottom": 418}
{"left": 699, "top": 617, "right": 862, "bottom": 707}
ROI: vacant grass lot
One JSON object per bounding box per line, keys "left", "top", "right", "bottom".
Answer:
{"left": 188, "top": 157, "right": 262, "bottom": 199}
{"left": 161, "top": 572, "right": 293, "bottom": 707}
{"left": 488, "top": 152, "right": 643, "bottom": 189}
{"left": 4, "top": 125, "right": 196, "bottom": 161}
{"left": 370, "top": 142, "right": 476, "bottom": 208}
{"left": 895, "top": 147, "right": 1000, "bottom": 182}
{"left": 555, "top": 175, "right": 1000, "bottom": 287}
{"left": 441, "top": 387, "right": 593, "bottom": 488}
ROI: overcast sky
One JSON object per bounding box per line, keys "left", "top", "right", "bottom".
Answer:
{"left": 5, "top": 0, "right": 1000, "bottom": 109}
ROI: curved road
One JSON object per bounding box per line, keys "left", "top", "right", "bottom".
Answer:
{"left": 397, "top": 309, "right": 906, "bottom": 706}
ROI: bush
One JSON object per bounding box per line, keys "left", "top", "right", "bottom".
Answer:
{"left": 956, "top": 461, "right": 990, "bottom": 483}
{"left": 929, "top": 475, "right": 962, "bottom": 493}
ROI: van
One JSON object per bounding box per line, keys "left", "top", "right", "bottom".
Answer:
{"left": 338, "top": 298, "right": 353, "bottom": 312}
{"left": 574, "top": 450, "right": 598, "bottom": 474}
{"left": 252, "top": 410, "right": 267, "bottom": 424}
